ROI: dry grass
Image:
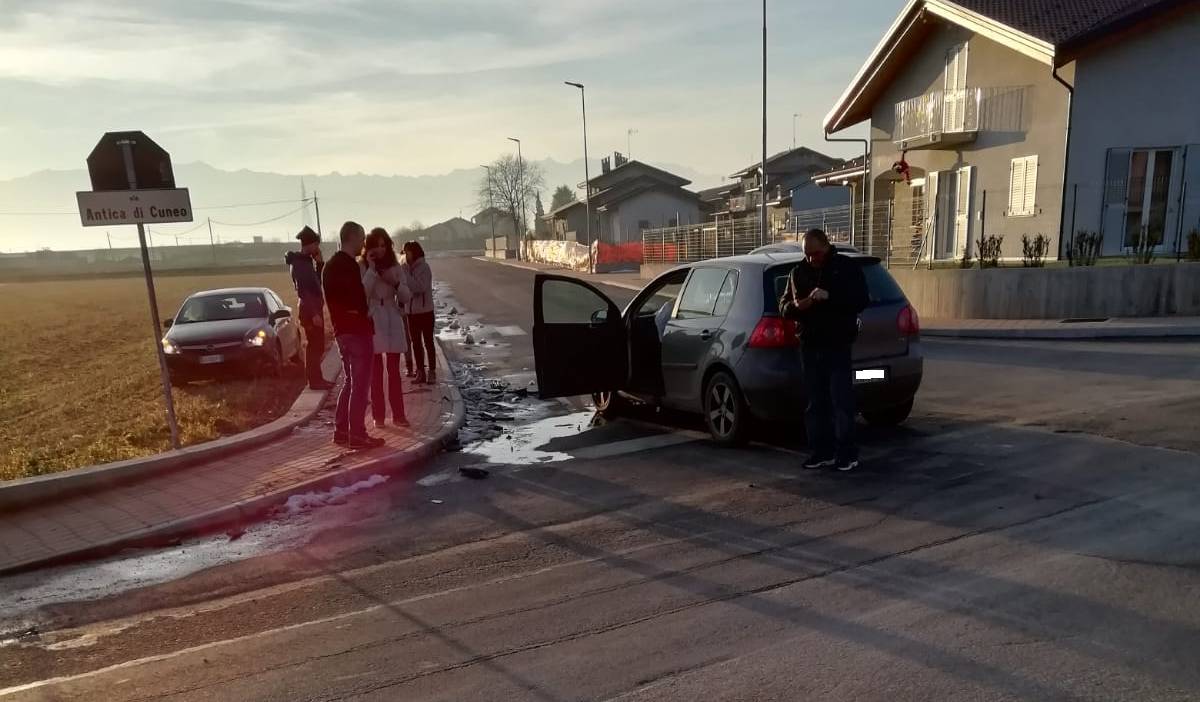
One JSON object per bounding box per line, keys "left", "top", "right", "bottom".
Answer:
{"left": 0, "top": 271, "right": 312, "bottom": 481}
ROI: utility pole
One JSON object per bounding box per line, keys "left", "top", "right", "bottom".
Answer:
{"left": 761, "top": 0, "right": 769, "bottom": 247}
{"left": 566, "top": 82, "right": 592, "bottom": 271}
{"left": 313, "top": 191, "right": 323, "bottom": 237}
{"left": 627, "top": 128, "right": 638, "bottom": 159}
{"left": 118, "top": 137, "right": 180, "bottom": 450}
{"left": 481, "top": 165, "right": 497, "bottom": 258}
{"left": 207, "top": 217, "right": 216, "bottom": 263}
{"left": 507, "top": 137, "right": 524, "bottom": 260}
{"left": 793, "top": 113, "right": 800, "bottom": 151}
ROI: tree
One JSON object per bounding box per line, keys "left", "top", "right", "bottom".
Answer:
{"left": 550, "top": 185, "right": 577, "bottom": 212}
{"left": 478, "top": 153, "right": 545, "bottom": 246}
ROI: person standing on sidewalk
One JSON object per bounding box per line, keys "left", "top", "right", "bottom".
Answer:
{"left": 781, "top": 229, "right": 869, "bottom": 472}
{"left": 322, "top": 221, "right": 385, "bottom": 449}
{"left": 361, "top": 228, "right": 412, "bottom": 428}
{"left": 284, "top": 226, "right": 332, "bottom": 391}
{"left": 403, "top": 240, "right": 437, "bottom": 385}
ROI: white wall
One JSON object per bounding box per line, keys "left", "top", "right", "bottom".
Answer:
{"left": 1066, "top": 10, "right": 1200, "bottom": 255}
{"left": 610, "top": 191, "right": 701, "bottom": 243}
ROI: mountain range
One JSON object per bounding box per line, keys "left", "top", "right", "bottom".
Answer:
{"left": 0, "top": 158, "right": 726, "bottom": 253}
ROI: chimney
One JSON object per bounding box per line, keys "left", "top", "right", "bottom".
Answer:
{"left": 614, "top": 152, "right": 628, "bottom": 168}
{"left": 601, "top": 156, "right": 611, "bottom": 174}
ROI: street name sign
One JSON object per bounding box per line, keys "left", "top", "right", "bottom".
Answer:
{"left": 76, "top": 188, "right": 193, "bottom": 227}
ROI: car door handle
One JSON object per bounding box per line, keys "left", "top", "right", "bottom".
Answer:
{"left": 700, "top": 330, "right": 713, "bottom": 341}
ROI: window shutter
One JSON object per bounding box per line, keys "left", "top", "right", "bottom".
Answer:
{"left": 1023, "top": 156, "right": 1038, "bottom": 216}
{"left": 1009, "top": 158, "right": 1027, "bottom": 215}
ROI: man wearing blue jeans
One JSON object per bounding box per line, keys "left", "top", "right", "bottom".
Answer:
{"left": 321, "top": 221, "right": 385, "bottom": 450}
{"left": 781, "top": 229, "right": 869, "bottom": 472}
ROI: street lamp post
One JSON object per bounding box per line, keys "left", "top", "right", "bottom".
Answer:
{"left": 565, "top": 81, "right": 592, "bottom": 272}
{"left": 761, "top": 0, "right": 769, "bottom": 248}
{"left": 507, "top": 136, "right": 524, "bottom": 260}
{"left": 481, "top": 164, "right": 496, "bottom": 258}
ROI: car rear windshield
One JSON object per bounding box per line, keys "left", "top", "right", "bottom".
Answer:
{"left": 763, "top": 260, "right": 907, "bottom": 314}
{"left": 177, "top": 293, "right": 268, "bottom": 323}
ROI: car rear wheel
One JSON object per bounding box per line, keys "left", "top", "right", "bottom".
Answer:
{"left": 704, "top": 371, "right": 749, "bottom": 447}
{"left": 862, "top": 397, "right": 914, "bottom": 427}
{"left": 592, "top": 391, "right": 625, "bottom": 419}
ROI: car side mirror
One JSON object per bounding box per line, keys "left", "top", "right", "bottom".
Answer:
{"left": 590, "top": 309, "right": 608, "bottom": 325}
{"left": 270, "top": 309, "right": 291, "bottom": 322}
{"left": 162, "top": 319, "right": 173, "bottom": 329}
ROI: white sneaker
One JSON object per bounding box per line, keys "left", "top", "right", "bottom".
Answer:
{"left": 836, "top": 458, "right": 860, "bottom": 472}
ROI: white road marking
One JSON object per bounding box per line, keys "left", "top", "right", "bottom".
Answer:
{"left": 493, "top": 325, "right": 527, "bottom": 337}
{"left": 0, "top": 527, "right": 727, "bottom": 698}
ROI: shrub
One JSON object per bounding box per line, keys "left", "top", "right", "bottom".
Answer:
{"left": 975, "top": 234, "right": 1003, "bottom": 269}
{"left": 1070, "top": 230, "right": 1102, "bottom": 267}
{"left": 1187, "top": 229, "right": 1200, "bottom": 262}
{"left": 1021, "top": 234, "right": 1050, "bottom": 268}
{"left": 1129, "top": 225, "right": 1159, "bottom": 265}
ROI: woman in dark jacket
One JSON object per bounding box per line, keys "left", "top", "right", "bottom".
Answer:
{"left": 403, "top": 240, "right": 437, "bottom": 384}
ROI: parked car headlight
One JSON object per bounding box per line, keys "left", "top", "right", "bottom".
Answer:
{"left": 246, "top": 329, "right": 268, "bottom": 347}
{"left": 161, "top": 338, "right": 179, "bottom": 355}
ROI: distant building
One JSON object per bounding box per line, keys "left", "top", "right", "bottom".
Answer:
{"left": 713, "top": 147, "right": 845, "bottom": 233}
{"left": 545, "top": 153, "right": 702, "bottom": 244}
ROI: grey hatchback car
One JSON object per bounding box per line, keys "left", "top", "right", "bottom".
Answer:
{"left": 532, "top": 252, "right": 923, "bottom": 445}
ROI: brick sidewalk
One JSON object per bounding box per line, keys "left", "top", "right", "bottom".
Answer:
{"left": 0, "top": 370, "right": 460, "bottom": 575}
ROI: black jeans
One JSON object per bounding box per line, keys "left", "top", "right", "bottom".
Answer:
{"left": 802, "top": 342, "right": 857, "bottom": 461}
{"left": 409, "top": 312, "right": 436, "bottom": 376}
{"left": 301, "top": 320, "right": 326, "bottom": 386}
{"left": 371, "top": 352, "right": 407, "bottom": 422}
{"left": 403, "top": 315, "right": 414, "bottom": 374}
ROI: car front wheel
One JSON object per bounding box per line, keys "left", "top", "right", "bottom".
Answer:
{"left": 704, "top": 371, "right": 750, "bottom": 447}
{"left": 862, "top": 397, "right": 914, "bottom": 426}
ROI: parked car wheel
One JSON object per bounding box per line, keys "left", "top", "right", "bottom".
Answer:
{"left": 704, "top": 371, "right": 750, "bottom": 447}
{"left": 862, "top": 397, "right": 914, "bottom": 427}
{"left": 592, "top": 391, "right": 625, "bottom": 419}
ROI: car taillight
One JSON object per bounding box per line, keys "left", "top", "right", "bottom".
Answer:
{"left": 749, "top": 316, "right": 799, "bottom": 348}
{"left": 898, "top": 305, "right": 920, "bottom": 337}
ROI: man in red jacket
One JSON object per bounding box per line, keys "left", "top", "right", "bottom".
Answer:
{"left": 321, "top": 221, "right": 385, "bottom": 449}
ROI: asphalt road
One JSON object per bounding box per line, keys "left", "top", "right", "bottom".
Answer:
{"left": 3, "top": 255, "right": 1200, "bottom": 701}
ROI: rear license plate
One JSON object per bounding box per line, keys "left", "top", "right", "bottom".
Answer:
{"left": 200, "top": 354, "right": 225, "bottom": 365}
{"left": 855, "top": 368, "right": 887, "bottom": 383}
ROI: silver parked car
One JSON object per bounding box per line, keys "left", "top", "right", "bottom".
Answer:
{"left": 161, "top": 287, "right": 302, "bottom": 384}
{"left": 532, "top": 252, "right": 923, "bottom": 445}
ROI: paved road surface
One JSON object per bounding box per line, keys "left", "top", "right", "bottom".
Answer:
{"left": 3, "top": 255, "right": 1199, "bottom": 701}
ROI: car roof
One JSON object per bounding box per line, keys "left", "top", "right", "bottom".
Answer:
{"left": 662, "top": 250, "right": 877, "bottom": 275}
{"left": 188, "top": 287, "right": 272, "bottom": 297}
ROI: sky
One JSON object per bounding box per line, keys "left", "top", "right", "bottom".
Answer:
{"left": 0, "top": 0, "right": 895, "bottom": 180}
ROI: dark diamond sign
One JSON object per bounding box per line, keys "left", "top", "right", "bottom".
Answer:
{"left": 86, "top": 131, "right": 176, "bottom": 192}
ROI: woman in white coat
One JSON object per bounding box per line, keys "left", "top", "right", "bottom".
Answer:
{"left": 361, "top": 228, "right": 412, "bottom": 427}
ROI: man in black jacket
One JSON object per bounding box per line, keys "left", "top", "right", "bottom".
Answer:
{"left": 781, "top": 229, "right": 869, "bottom": 471}
{"left": 285, "top": 226, "right": 332, "bottom": 391}
{"left": 321, "top": 221, "right": 384, "bottom": 449}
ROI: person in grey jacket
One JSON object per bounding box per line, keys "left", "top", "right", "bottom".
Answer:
{"left": 403, "top": 240, "right": 437, "bottom": 385}
{"left": 284, "top": 226, "right": 332, "bottom": 390}
{"left": 361, "top": 228, "right": 412, "bottom": 427}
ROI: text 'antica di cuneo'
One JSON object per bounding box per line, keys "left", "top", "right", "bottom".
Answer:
{"left": 85, "top": 205, "right": 189, "bottom": 222}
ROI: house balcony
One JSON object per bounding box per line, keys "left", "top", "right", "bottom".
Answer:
{"left": 894, "top": 87, "right": 981, "bottom": 150}
{"left": 729, "top": 193, "right": 760, "bottom": 213}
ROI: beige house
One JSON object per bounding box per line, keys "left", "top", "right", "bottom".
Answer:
{"left": 825, "top": 0, "right": 1199, "bottom": 264}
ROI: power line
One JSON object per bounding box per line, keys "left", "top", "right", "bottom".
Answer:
{"left": 209, "top": 204, "right": 308, "bottom": 227}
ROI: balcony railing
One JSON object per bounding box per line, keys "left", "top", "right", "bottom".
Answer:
{"left": 894, "top": 87, "right": 982, "bottom": 149}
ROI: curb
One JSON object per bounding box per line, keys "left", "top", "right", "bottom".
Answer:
{"left": 0, "top": 340, "right": 465, "bottom": 576}
{"left": 0, "top": 347, "right": 343, "bottom": 512}
{"left": 475, "top": 256, "right": 645, "bottom": 292}
{"left": 922, "top": 324, "right": 1200, "bottom": 340}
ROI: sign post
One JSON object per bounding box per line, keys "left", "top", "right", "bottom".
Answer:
{"left": 78, "top": 131, "right": 188, "bottom": 450}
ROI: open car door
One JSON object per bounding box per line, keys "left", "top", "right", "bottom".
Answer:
{"left": 533, "top": 274, "right": 628, "bottom": 399}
